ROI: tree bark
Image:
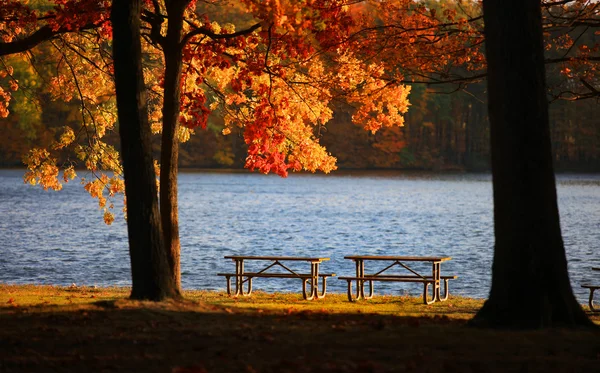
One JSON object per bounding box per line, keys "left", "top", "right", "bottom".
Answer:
{"left": 160, "top": 0, "right": 190, "bottom": 291}
{"left": 111, "top": 0, "right": 180, "bottom": 300}
{"left": 471, "top": 0, "right": 593, "bottom": 328}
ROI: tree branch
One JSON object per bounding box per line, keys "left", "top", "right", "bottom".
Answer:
{"left": 0, "top": 22, "right": 103, "bottom": 57}
{"left": 181, "top": 22, "right": 262, "bottom": 47}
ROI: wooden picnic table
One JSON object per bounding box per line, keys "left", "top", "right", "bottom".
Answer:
{"left": 218, "top": 256, "right": 334, "bottom": 300}
{"left": 582, "top": 267, "right": 600, "bottom": 312}
{"left": 339, "top": 255, "right": 456, "bottom": 305}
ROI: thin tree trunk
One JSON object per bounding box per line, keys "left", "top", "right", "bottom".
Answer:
{"left": 111, "top": 0, "right": 178, "bottom": 300}
{"left": 160, "top": 0, "right": 189, "bottom": 291}
{"left": 471, "top": 0, "right": 593, "bottom": 328}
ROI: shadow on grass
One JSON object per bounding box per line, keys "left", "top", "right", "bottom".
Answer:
{"left": 1, "top": 299, "right": 599, "bottom": 373}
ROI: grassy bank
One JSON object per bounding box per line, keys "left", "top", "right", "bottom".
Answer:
{"left": 1, "top": 284, "right": 599, "bottom": 373}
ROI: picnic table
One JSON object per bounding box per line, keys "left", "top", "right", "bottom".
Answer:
{"left": 582, "top": 267, "right": 600, "bottom": 312}
{"left": 217, "top": 256, "right": 335, "bottom": 300}
{"left": 339, "top": 255, "right": 456, "bottom": 305}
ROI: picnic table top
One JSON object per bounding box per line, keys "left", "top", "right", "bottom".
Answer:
{"left": 344, "top": 255, "right": 452, "bottom": 262}
{"left": 224, "top": 255, "right": 330, "bottom": 262}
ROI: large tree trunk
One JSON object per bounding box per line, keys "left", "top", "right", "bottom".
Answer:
{"left": 160, "top": 0, "right": 189, "bottom": 291}
{"left": 471, "top": 0, "right": 592, "bottom": 328}
{"left": 111, "top": 0, "right": 179, "bottom": 300}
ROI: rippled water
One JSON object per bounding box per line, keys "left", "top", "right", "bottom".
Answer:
{"left": 1, "top": 169, "right": 599, "bottom": 301}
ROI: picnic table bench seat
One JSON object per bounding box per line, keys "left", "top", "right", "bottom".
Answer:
{"left": 339, "top": 275, "right": 457, "bottom": 305}
{"left": 217, "top": 272, "right": 335, "bottom": 279}
{"left": 338, "top": 275, "right": 457, "bottom": 282}
{"left": 217, "top": 272, "right": 335, "bottom": 299}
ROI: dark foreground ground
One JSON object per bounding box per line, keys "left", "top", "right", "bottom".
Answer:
{"left": 1, "top": 285, "right": 599, "bottom": 373}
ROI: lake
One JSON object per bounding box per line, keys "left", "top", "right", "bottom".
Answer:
{"left": 1, "top": 169, "right": 599, "bottom": 302}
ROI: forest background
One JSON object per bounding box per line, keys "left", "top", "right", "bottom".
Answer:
{"left": 1, "top": 0, "right": 599, "bottom": 172}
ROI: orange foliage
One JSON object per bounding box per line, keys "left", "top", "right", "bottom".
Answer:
{"left": 1, "top": 0, "right": 597, "bottom": 222}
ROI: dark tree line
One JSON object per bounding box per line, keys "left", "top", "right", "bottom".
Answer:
{"left": 5, "top": 80, "right": 598, "bottom": 172}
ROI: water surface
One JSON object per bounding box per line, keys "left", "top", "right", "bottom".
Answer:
{"left": 1, "top": 169, "right": 599, "bottom": 301}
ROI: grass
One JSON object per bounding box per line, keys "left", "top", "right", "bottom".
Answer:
{"left": 1, "top": 284, "right": 599, "bottom": 373}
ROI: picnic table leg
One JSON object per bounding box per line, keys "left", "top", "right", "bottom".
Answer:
{"left": 318, "top": 276, "right": 328, "bottom": 298}
{"left": 432, "top": 262, "right": 442, "bottom": 302}
{"left": 243, "top": 277, "right": 253, "bottom": 296}
{"left": 423, "top": 282, "right": 435, "bottom": 305}
{"left": 346, "top": 279, "right": 357, "bottom": 302}
{"left": 439, "top": 278, "right": 450, "bottom": 301}
{"left": 224, "top": 275, "right": 232, "bottom": 296}
{"left": 357, "top": 259, "right": 366, "bottom": 300}
{"left": 302, "top": 262, "right": 319, "bottom": 300}
{"left": 314, "top": 262, "right": 329, "bottom": 299}
{"left": 302, "top": 279, "right": 314, "bottom": 300}
{"left": 314, "top": 262, "right": 320, "bottom": 299}
{"left": 589, "top": 287, "right": 598, "bottom": 312}
{"left": 232, "top": 259, "right": 253, "bottom": 297}
{"left": 231, "top": 259, "right": 243, "bottom": 297}
{"left": 364, "top": 280, "right": 374, "bottom": 299}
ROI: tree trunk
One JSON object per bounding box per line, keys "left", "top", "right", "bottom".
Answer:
{"left": 111, "top": 0, "right": 179, "bottom": 300}
{"left": 160, "top": 0, "right": 189, "bottom": 291}
{"left": 471, "top": 0, "right": 593, "bottom": 328}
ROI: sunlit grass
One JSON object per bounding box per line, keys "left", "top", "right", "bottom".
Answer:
{"left": 188, "top": 290, "right": 484, "bottom": 320}
{"left": 0, "top": 284, "right": 129, "bottom": 308}
{"left": 4, "top": 284, "right": 596, "bottom": 323}
{"left": 0, "top": 284, "right": 487, "bottom": 321}
{"left": 1, "top": 284, "right": 597, "bottom": 325}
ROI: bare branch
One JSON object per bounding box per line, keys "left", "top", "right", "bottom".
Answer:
{"left": 181, "top": 22, "right": 262, "bottom": 47}
{"left": 0, "top": 22, "right": 105, "bottom": 57}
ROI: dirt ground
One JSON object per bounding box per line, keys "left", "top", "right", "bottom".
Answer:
{"left": 1, "top": 286, "right": 599, "bottom": 373}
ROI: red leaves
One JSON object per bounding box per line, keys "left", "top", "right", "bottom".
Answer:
{"left": 243, "top": 104, "right": 291, "bottom": 177}
{"left": 47, "top": 0, "right": 110, "bottom": 34}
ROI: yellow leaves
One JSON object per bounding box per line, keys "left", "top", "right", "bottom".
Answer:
{"left": 210, "top": 21, "right": 222, "bottom": 34}
{"left": 48, "top": 75, "right": 74, "bottom": 102}
{"left": 25, "top": 137, "right": 124, "bottom": 225}
{"left": 334, "top": 55, "right": 411, "bottom": 134}
{"left": 153, "top": 160, "right": 161, "bottom": 178}
{"left": 154, "top": 160, "right": 161, "bottom": 192}
{"left": 0, "top": 86, "right": 11, "bottom": 118}
{"left": 221, "top": 23, "right": 236, "bottom": 34}
{"left": 103, "top": 210, "right": 115, "bottom": 225}
{"left": 151, "top": 121, "right": 163, "bottom": 135}
{"left": 22, "top": 148, "right": 62, "bottom": 191}
{"left": 222, "top": 127, "right": 232, "bottom": 135}
{"left": 79, "top": 143, "right": 122, "bottom": 175}
{"left": 287, "top": 141, "right": 338, "bottom": 174}
{"left": 353, "top": 84, "right": 411, "bottom": 134}
{"left": 108, "top": 178, "right": 125, "bottom": 197}
{"left": 63, "top": 166, "right": 77, "bottom": 183}
{"left": 84, "top": 177, "right": 108, "bottom": 208}
{"left": 178, "top": 126, "right": 193, "bottom": 143}
{"left": 83, "top": 173, "right": 125, "bottom": 225}
{"left": 54, "top": 126, "right": 76, "bottom": 150}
